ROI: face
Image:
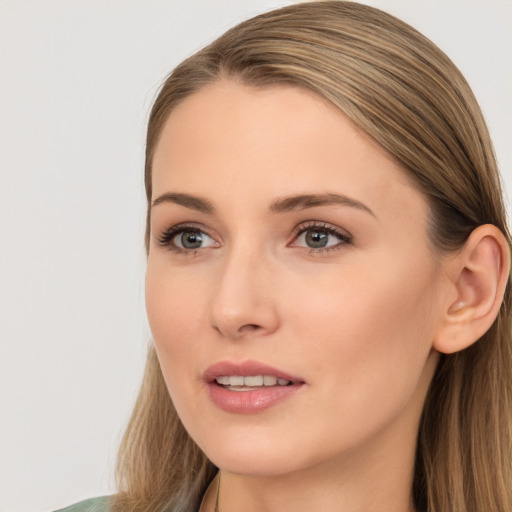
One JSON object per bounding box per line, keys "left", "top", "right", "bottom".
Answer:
{"left": 146, "top": 80, "right": 446, "bottom": 478}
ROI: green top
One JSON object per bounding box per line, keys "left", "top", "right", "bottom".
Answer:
{"left": 54, "top": 496, "right": 111, "bottom": 512}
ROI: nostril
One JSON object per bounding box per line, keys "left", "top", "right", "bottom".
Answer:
{"left": 211, "top": 323, "right": 261, "bottom": 337}
{"left": 239, "top": 324, "right": 261, "bottom": 333}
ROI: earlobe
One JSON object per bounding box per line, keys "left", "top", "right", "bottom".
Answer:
{"left": 433, "top": 224, "right": 510, "bottom": 355}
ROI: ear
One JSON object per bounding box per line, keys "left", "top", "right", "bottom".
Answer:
{"left": 433, "top": 224, "right": 510, "bottom": 354}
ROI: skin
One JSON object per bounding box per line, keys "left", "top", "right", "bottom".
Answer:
{"left": 146, "top": 80, "right": 455, "bottom": 512}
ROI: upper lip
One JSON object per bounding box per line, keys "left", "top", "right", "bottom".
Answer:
{"left": 203, "top": 360, "right": 304, "bottom": 383}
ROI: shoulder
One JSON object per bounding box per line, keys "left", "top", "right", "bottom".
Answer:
{"left": 53, "top": 496, "right": 112, "bottom": 512}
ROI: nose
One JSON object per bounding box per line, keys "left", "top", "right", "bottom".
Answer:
{"left": 208, "top": 247, "right": 280, "bottom": 341}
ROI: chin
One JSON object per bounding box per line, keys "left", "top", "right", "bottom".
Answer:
{"left": 196, "top": 432, "right": 306, "bottom": 477}
{"left": 210, "top": 451, "right": 302, "bottom": 478}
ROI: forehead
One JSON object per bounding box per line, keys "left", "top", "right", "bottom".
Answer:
{"left": 151, "top": 80, "right": 428, "bottom": 225}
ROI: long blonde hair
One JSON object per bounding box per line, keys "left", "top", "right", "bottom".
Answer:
{"left": 114, "top": 2, "right": 512, "bottom": 511}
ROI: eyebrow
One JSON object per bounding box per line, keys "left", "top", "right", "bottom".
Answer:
{"left": 270, "top": 193, "right": 376, "bottom": 217}
{"left": 151, "top": 191, "right": 375, "bottom": 217}
{"left": 152, "top": 192, "right": 215, "bottom": 214}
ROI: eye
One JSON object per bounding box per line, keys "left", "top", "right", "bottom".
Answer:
{"left": 291, "top": 222, "right": 352, "bottom": 252}
{"left": 158, "top": 225, "right": 219, "bottom": 252}
{"left": 174, "top": 229, "right": 216, "bottom": 249}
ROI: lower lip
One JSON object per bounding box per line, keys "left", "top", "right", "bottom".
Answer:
{"left": 207, "top": 382, "right": 302, "bottom": 413}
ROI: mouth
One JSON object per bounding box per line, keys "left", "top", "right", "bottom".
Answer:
{"left": 204, "top": 361, "right": 304, "bottom": 413}
{"left": 214, "top": 374, "right": 293, "bottom": 391}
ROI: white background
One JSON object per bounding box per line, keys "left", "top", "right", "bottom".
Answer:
{"left": 0, "top": 1, "right": 510, "bottom": 511}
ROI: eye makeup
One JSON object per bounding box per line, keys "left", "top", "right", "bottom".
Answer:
{"left": 157, "top": 223, "right": 219, "bottom": 255}
{"left": 291, "top": 221, "right": 353, "bottom": 254}
{"left": 156, "top": 219, "right": 353, "bottom": 257}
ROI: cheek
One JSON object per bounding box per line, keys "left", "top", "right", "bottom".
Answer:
{"left": 145, "top": 260, "right": 208, "bottom": 362}
{"left": 145, "top": 260, "right": 214, "bottom": 424}
{"left": 287, "top": 251, "right": 439, "bottom": 399}
{"left": 279, "top": 259, "right": 439, "bottom": 456}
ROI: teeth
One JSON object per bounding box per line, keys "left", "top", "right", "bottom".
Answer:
{"left": 263, "top": 375, "right": 277, "bottom": 386}
{"left": 230, "top": 376, "right": 244, "bottom": 387}
{"left": 244, "top": 376, "right": 263, "bottom": 386}
{"left": 215, "top": 375, "right": 291, "bottom": 387}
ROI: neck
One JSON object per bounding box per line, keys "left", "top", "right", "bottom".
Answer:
{"left": 219, "top": 464, "right": 415, "bottom": 512}
{"left": 205, "top": 426, "right": 418, "bottom": 512}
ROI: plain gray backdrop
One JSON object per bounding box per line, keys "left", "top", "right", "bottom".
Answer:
{"left": 1, "top": 1, "right": 511, "bottom": 511}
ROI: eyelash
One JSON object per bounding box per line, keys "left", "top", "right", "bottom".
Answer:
{"left": 157, "top": 221, "right": 352, "bottom": 255}
{"left": 293, "top": 221, "right": 353, "bottom": 254}
{"left": 157, "top": 223, "right": 216, "bottom": 255}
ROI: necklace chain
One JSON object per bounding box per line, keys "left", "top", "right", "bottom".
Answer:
{"left": 199, "top": 472, "right": 221, "bottom": 512}
{"left": 214, "top": 471, "right": 220, "bottom": 512}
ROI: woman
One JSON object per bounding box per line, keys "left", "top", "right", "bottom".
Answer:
{"left": 58, "top": 2, "right": 511, "bottom": 511}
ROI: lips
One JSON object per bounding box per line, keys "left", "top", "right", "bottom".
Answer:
{"left": 203, "top": 360, "right": 305, "bottom": 414}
